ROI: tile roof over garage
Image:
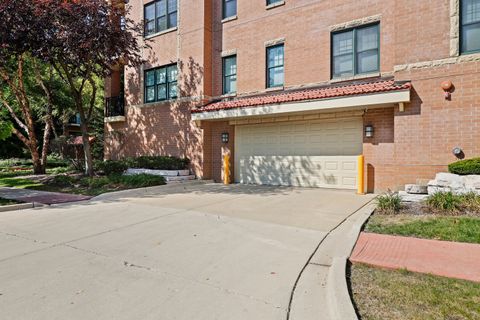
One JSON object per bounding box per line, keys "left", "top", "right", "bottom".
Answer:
{"left": 193, "top": 79, "right": 411, "bottom": 113}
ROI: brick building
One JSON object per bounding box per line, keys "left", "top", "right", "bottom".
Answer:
{"left": 105, "top": 0, "right": 480, "bottom": 192}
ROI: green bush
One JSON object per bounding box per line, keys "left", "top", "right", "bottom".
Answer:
{"left": 376, "top": 191, "right": 402, "bottom": 214}
{"left": 425, "top": 192, "right": 462, "bottom": 213}
{"left": 49, "top": 175, "right": 76, "bottom": 187}
{"left": 448, "top": 158, "right": 480, "bottom": 175}
{"left": 96, "top": 160, "right": 128, "bottom": 175}
{"left": 46, "top": 154, "right": 70, "bottom": 168}
{"left": 81, "top": 176, "right": 111, "bottom": 189}
{"left": 0, "top": 158, "right": 32, "bottom": 168}
{"left": 110, "top": 173, "right": 166, "bottom": 188}
{"left": 95, "top": 156, "right": 190, "bottom": 175}
{"left": 132, "top": 156, "right": 190, "bottom": 170}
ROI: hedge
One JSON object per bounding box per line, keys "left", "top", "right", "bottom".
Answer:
{"left": 96, "top": 156, "right": 190, "bottom": 175}
{"left": 448, "top": 158, "right": 480, "bottom": 175}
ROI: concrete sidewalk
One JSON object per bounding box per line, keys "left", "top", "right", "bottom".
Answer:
{"left": 0, "top": 187, "right": 91, "bottom": 205}
{"left": 350, "top": 232, "right": 480, "bottom": 282}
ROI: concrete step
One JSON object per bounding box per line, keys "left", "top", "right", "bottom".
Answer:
{"left": 399, "top": 190, "right": 428, "bottom": 202}
{"left": 165, "top": 175, "right": 196, "bottom": 183}
{"left": 125, "top": 168, "right": 191, "bottom": 177}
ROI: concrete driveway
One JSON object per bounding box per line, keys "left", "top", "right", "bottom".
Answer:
{"left": 0, "top": 183, "right": 373, "bottom": 320}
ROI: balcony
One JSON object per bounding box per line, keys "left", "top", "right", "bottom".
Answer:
{"left": 105, "top": 96, "right": 126, "bottom": 122}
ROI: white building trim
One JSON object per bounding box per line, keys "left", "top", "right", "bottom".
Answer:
{"left": 192, "top": 90, "right": 411, "bottom": 121}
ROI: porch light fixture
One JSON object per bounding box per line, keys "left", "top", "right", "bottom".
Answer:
{"left": 441, "top": 80, "right": 453, "bottom": 100}
{"left": 452, "top": 146, "right": 464, "bottom": 159}
{"left": 221, "top": 132, "right": 229, "bottom": 143}
{"left": 364, "top": 125, "right": 374, "bottom": 138}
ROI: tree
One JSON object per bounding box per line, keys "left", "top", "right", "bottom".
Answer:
{"left": 0, "top": 55, "right": 57, "bottom": 174}
{"left": 0, "top": 0, "right": 144, "bottom": 176}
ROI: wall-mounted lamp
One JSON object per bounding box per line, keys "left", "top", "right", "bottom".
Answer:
{"left": 221, "top": 132, "right": 229, "bottom": 143}
{"left": 441, "top": 80, "right": 453, "bottom": 100}
{"left": 452, "top": 146, "right": 464, "bottom": 159}
{"left": 364, "top": 125, "right": 374, "bottom": 138}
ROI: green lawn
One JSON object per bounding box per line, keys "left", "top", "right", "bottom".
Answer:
{"left": 350, "top": 263, "right": 480, "bottom": 320}
{"left": 365, "top": 214, "right": 480, "bottom": 244}
{"left": 0, "top": 176, "right": 43, "bottom": 189}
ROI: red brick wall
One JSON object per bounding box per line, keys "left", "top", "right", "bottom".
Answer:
{"left": 363, "top": 61, "right": 480, "bottom": 191}
{"left": 104, "top": 0, "right": 480, "bottom": 192}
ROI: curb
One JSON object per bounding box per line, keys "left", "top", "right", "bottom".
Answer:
{"left": 0, "top": 202, "right": 46, "bottom": 213}
{"left": 326, "top": 203, "right": 376, "bottom": 320}
{"left": 288, "top": 200, "right": 376, "bottom": 320}
{"left": 327, "top": 257, "right": 357, "bottom": 320}
{"left": 326, "top": 202, "right": 375, "bottom": 320}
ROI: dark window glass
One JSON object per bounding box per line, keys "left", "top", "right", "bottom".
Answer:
{"left": 144, "top": 64, "right": 178, "bottom": 103}
{"left": 356, "top": 25, "right": 379, "bottom": 74}
{"left": 461, "top": 0, "right": 480, "bottom": 53}
{"left": 223, "top": 55, "right": 237, "bottom": 94}
{"left": 145, "top": 3, "right": 156, "bottom": 35}
{"left": 267, "top": 0, "right": 282, "bottom": 5}
{"left": 144, "top": 0, "right": 178, "bottom": 36}
{"left": 266, "top": 44, "right": 284, "bottom": 88}
{"left": 223, "top": 0, "right": 237, "bottom": 19}
{"left": 332, "top": 24, "right": 379, "bottom": 78}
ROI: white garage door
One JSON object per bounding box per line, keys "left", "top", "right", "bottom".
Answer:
{"left": 235, "top": 117, "right": 363, "bottom": 189}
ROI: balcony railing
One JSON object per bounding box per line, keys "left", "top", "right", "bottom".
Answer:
{"left": 105, "top": 96, "right": 125, "bottom": 118}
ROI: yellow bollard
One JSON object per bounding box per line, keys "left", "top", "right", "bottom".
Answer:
{"left": 223, "top": 154, "right": 231, "bottom": 185}
{"left": 357, "top": 155, "right": 365, "bottom": 195}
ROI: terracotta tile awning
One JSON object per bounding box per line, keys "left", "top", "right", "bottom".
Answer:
{"left": 193, "top": 79, "right": 411, "bottom": 114}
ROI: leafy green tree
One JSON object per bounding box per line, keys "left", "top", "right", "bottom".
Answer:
{"left": 0, "top": 54, "right": 57, "bottom": 173}
{"left": 0, "top": 121, "right": 13, "bottom": 141}
{"left": 0, "top": 0, "right": 144, "bottom": 176}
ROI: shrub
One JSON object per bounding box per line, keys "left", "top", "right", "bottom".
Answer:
{"left": 96, "top": 160, "right": 128, "bottom": 175}
{"left": 460, "top": 192, "right": 480, "bottom": 212}
{"left": 46, "top": 154, "right": 70, "bottom": 168}
{"left": 95, "top": 156, "right": 190, "bottom": 175}
{"left": 376, "top": 191, "right": 402, "bottom": 214}
{"left": 448, "top": 158, "right": 480, "bottom": 175}
{"left": 49, "top": 175, "right": 76, "bottom": 187}
{"left": 81, "top": 176, "right": 111, "bottom": 189}
{"left": 132, "top": 156, "right": 190, "bottom": 170}
{"left": 425, "top": 192, "right": 462, "bottom": 213}
{"left": 113, "top": 174, "right": 166, "bottom": 188}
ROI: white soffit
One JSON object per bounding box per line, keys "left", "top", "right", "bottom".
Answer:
{"left": 192, "top": 90, "right": 410, "bottom": 121}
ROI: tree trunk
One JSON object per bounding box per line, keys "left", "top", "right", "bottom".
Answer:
{"left": 41, "top": 121, "right": 52, "bottom": 169}
{"left": 80, "top": 121, "right": 94, "bottom": 177}
{"left": 31, "top": 145, "right": 45, "bottom": 174}
{"left": 76, "top": 97, "right": 94, "bottom": 177}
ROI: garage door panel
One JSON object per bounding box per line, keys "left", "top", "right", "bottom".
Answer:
{"left": 237, "top": 155, "right": 358, "bottom": 189}
{"left": 235, "top": 117, "right": 362, "bottom": 189}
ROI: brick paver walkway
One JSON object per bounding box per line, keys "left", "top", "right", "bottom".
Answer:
{"left": 0, "top": 187, "right": 91, "bottom": 205}
{"left": 350, "top": 232, "right": 480, "bottom": 282}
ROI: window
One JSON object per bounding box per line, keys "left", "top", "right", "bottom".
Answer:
{"left": 223, "top": 0, "right": 237, "bottom": 19}
{"left": 332, "top": 24, "right": 379, "bottom": 78}
{"left": 223, "top": 55, "right": 237, "bottom": 94}
{"left": 461, "top": 0, "right": 480, "bottom": 53}
{"left": 266, "top": 44, "right": 284, "bottom": 88}
{"left": 267, "top": 0, "right": 282, "bottom": 5}
{"left": 144, "top": 64, "right": 178, "bottom": 103}
{"left": 144, "top": 0, "right": 177, "bottom": 36}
